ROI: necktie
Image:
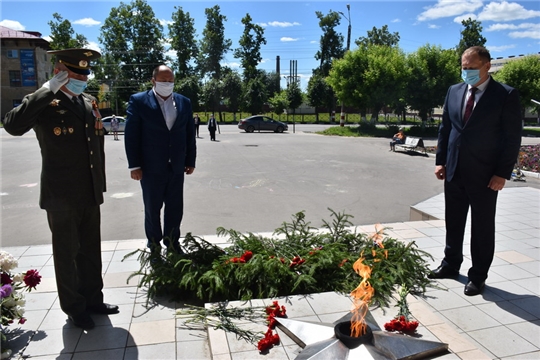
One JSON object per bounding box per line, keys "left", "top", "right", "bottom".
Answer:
{"left": 72, "top": 96, "right": 85, "bottom": 117}
{"left": 463, "top": 87, "right": 477, "bottom": 124}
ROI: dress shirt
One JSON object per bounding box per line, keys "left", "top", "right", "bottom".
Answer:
{"left": 462, "top": 76, "right": 490, "bottom": 118}
{"left": 153, "top": 89, "right": 177, "bottom": 130}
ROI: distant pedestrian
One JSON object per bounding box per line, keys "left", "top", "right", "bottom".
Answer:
{"left": 208, "top": 114, "right": 217, "bottom": 141}
{"left": 111, "top": 114, "right": 119, "bottom": 140}
{"left": 193, "top": 113, "right": 200, "bottom": 138}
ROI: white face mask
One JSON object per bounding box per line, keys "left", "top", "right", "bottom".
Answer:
{"left": 154, "top": 81, "right": 174, "bottom": 97}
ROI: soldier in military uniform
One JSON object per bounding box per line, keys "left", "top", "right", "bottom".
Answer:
{"left": 2, "top": 48, "right": 118, "bottom": 329}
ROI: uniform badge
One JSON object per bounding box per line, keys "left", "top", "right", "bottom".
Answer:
{"left": 68, "top": 127, "right": 74, "bottom": 134}
{"left": 62, "top": 127, "right": 67, "bottom": 135}
{"left": 50, "top": 99, "right": 61, "bottom": 107}
{"left": 53, "top": 127, "right": 62, "bottom": 136}
{"left": 57, "top": 110, "right": 67, "bottom": 115}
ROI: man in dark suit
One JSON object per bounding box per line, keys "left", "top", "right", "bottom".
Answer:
{"left": 208, "top": 113, "right": 217, "bottom": 141}
{"left": 2, "top": 48, "right": 119, "bottom": 329}
{"left": 124, "top": 65, "right": 196, "bottom": 256}
{"left": 430, "top": 46, "right": 522, "bottom": 296}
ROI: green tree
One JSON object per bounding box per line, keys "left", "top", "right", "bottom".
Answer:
{"left": 47, "top": 13, "right": 88, "bottom": 51}
{"left": 242, "top": 76, "right": 266, "bottom": 115}
{"left": 262, "top": 70, "right": 281, "bottom": 100}
{"left": 327, "top": 45, "right": 407, "bottom": 121}
{"left": 493, "top": 55, "right": 540, "bottom": 118}
{"left": 268, "top": 90, "right": 288, "bottom": 116}
{"left": 306, "top": 74, "right": 335, "bottom": 122}
{"left": 201, "top": 78, "right": 222, "bottom": 116}
{"left": 198, "top": 5, "right": 232, "bottom": 80}
{"left": 314, "top": 10, "right": 344, "bottom": 77}
{"left": 221, "top": 69, "right": 243, "bottom": 116}
{"left": 405, "top": 45, "right": 460, "bottom": 122}
{"left": 355, "top": 25, "right": 400, "bottom": 48}
{"left": 234, "top": 13, "right": 266, "bottom": 82}
{"left": 286, "top": 81, "right": 304, "bottom": 121}
{"left": 456, "top": 18, "right": 486, "bottom": 58}
{"left": 99, "top": 0, "right": 166, "bottom": 109}
{"left": 169, "top": 6, "right": 198, "bottom": 78}
{"left": 176, "top": 75, "right": 201, "bottom": 112}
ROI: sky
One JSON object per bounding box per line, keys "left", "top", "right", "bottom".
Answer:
{"left": 1, "top": 0, "right": 539, "bottom": 89}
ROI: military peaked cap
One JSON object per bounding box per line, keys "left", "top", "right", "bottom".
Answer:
{"left": 47, "top": 48, "right": 101, "bottom": 75}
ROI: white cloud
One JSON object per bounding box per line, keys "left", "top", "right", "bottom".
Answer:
{"left": 72, "top": 18, "right": 101, "bottom": 27}
{"left": 487, "top": 44, "right": 516, "bottom": 52}
{"left": 428, "top": 24, "right": 441, "bottom": 29}
{"left": 487, "top": 22, "right": 540, "bottom": 31}
{"left": 417, "top": 0, "right": 483, "bottom": 22}
{"left": 281, "top": 37, "right": 299, "bottom": 42}
{"left": 478, "top": 1, "right": 540, "bottom": 22}
{"left": 509, "top": 30, "right": 540, "bottom": 39}
{"left": 221, "top": 61, "right": 241, "bottom": 69}
{"left": 160, "top": 19, "right": 173, "bottom": 27}
{"left": 86, "top": 41, "right": 101, "bottom": 53}
{"left": 453, "top": 13, "right": 478, "bottom": 23}
{"left": 0, "top": 19, "right": 25, "bottom": 30}
{"left": 261, "top": 21, "right": 301, "bottom": 28}
{"left": 391, "top": 19, "right": 401, "bottom": 23}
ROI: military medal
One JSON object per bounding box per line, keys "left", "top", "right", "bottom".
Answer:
{"left": 53, "top": 127, "right": 62, "bottom": 136}
{"left": 92, "top": 100, "right": 104, "bottom": 136}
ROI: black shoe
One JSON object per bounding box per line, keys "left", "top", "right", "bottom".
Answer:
{"left": 167, "top": 242, "right": 184, "bottom": 255}
{"left": 69, "top": 312, "right": 95, "bottom": 329}
{"left": 428, "top": 265, "right": 459, "bottom": 279}
{"left": 87, "top": 303, "right": 119, "bottom": 314}
{"left": 464, "top": 281, "right": 485, "bottom": 296}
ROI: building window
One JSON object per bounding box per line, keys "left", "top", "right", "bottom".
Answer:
{"left": 9, "top": 71, "right": 21, "bottom": 87}
{"left": 6, "top": 49, "right": 18, "bottom": 58}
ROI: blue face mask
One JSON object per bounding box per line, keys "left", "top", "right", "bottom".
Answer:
{"left": 461, "top": 69, "right": 481, "bottom": 86}
{"left": 65, "top": 78, "right": 87, "bottom": 95}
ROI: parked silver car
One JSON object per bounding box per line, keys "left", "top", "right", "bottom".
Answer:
{"left": 102, "top": 116, "right": 126, "bottom": 134}
{"left": 238, "top": 115, "right": 288, "bottom": 133}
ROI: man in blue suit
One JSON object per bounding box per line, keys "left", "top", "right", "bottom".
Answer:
{"left": 125, "top": 65, "right": 196, "bottom": 256}
{"left": 429, "top": 46, "right": 522, "bottom": 296}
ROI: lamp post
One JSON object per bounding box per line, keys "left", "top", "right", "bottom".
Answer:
{"left": 338, "top": 4, "right": 351, "bottom": 126}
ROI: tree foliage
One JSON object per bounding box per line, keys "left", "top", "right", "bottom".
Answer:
{"left": 405, "top": 45, "right": 460, "bottom": 121}
{"left": 99, "top": 0, "right": 166, "bottom": 109}
{"left": 198, "top": 5, "right": 232, "bottom": 80}
{"left": 242, "top": 76, "right": 267, "bottom": 115}
{"left": 355, "top": 25, "right": 400, "bottom": 48}
{"left": 234, "top": 13, "right": 266, "bottom": 82}
{"left": 306, "top": 75, "right": 335, "bottom": 119}
{"left": 493, "top": 55, "right": 540, "bottom": 117}
{"left": 286, "top": 81, "right": 304, "bottom": 115}
{"left": 221, "top": 69, "right": 243, "bottom": 114}
{"left": 47, "top": 13, "right": 88, "bottom": 51}
{"left": 169, "top": 6, "right": 198, "bottom": 78}
{"left": 314, "top": 10, "right": 344, "bottom": 77}
{"left": 456, "top": 18, "right": 486, "bottom": 58}
{"left": 327, "top": 45, "right": 407, "bottom": 120}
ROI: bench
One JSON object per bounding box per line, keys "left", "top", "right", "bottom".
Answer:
{"left": 395, "top": 136, "right": 426, "bottom": 154}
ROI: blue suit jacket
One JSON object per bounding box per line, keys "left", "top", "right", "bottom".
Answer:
{"left": 125, "top": 90, "right": 196, "bottom": 174}
{"left": 436, "top": 79, "right": 521, "bottom": 184}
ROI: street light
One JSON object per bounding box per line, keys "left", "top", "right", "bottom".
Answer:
{"left": 338, "top": 4, "right": 351, "bottom": 127}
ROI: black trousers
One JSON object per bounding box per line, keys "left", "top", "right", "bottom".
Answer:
{"left": 442, "top": 169, "right": 498, "bottom": 284}
{"left": 209, "top": 128, "right": 216, "bottom": 141}
{"left": 47, "top": 206, "right": 104, "bottom": 316}
{"left": 140, "top": 165, "right": 185, "bottom": 249}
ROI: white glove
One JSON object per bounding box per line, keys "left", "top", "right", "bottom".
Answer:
{"left": 45, "top": 71, "right": 69, "bottom": 94}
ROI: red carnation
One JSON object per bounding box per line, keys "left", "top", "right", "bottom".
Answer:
{"left": 23, "top": 269, "right": 41, "bottom": 290}
{"left": 1, "top": 272, "right": 12, "bottom": 285}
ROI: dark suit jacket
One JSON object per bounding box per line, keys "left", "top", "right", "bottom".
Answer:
{"left": 436, "top": 78, "right": 522, "bottom": 184}
{"left": 124, "top": 90, "right": 196, "bottom": 174}
{"left": 2, "top": 87, "right": 106, "bottom": 211}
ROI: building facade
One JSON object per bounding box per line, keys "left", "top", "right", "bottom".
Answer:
{"left": 1, "top": 26, "right": 51, "bottom": 119}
